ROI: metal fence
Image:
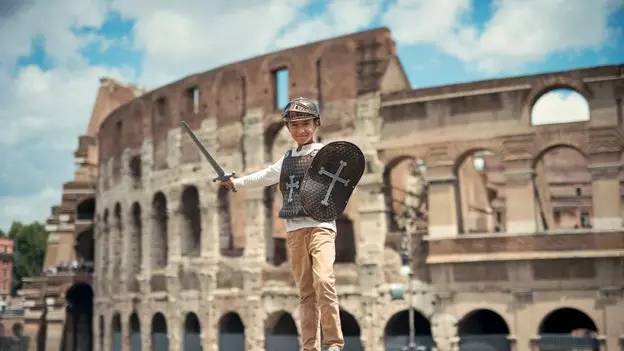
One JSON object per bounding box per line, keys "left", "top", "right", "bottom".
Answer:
{"left": 151, "top": 332, "right": 169, "bottom": 351}
{"left": 0, "top": 336, "right": 29, "bottom": 351}
{"left": 265, "top": 335, "right": 299, "bottom": 351}
{"left": 219, "top": 333, "right": 244, "bottom": 350}
{"left": 459, "top": 335, "right": 510, "bottom": 351}
{"left": 538, "top": 334, "right": 599, "bottom": 351}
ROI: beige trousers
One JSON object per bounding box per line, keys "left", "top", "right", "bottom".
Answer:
{"left": 287, "top": 227, "right": 344, "bottom": 351}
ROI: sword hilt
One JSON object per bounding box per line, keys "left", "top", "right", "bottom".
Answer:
{"left": 214, "top": 172, "right": 237, "bottom": 192}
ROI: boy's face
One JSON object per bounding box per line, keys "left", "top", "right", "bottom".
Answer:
{"left": 287, "top": 118, "right": 317, "bottom": 146}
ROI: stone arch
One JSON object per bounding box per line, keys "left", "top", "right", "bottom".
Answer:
{"left": 384, "top": 309, "right": 433, "bottom": 350}
{"left": 74, "top": 228, "right": 94, "bottom": 262}
{"left": 458, "top": 309, "right": 510, "bottom": 351}
{"left": 151, "top": 192, "right": 168, "bottom": 269}
{"left": 453, "top": 148, "right": 505, "bottom": 234}
{"left": 339, "top": 309, "right": 362, "bottom": 351}
{"left": 538, "top": 307, "right": 599, "bottom": 350}
{"left": 151, "top": 312, "right": 169, "bottom": 351}
{"left": 263, "top": 122, "right": 292, "bottom": 266}
{"left": 180, "top": 185, "right": 202, "bottom": 257}
{"left": 219, "top": 312, "right": 245, "bottom": 351}
{"left": 112, "top": 203, "right": 123, "bottom": 293}
{"left": 101, "top": 209, "right": 110, "bottom": 290}
{"left": 76, "top": 197, "right": 95, "bottom": 221}
{"left": 529, "top": 87, "right": 591, "bottom": 126}
{"left": 335, "top": 214, "right": 356, "bottom": 263}
{"left": 265, "top": 311, "right": 299, "bottom": 351}
{"left": 62, "top": 283, "right": 93, "bottom": 351}
{"left": 111, "top": 312, "right": 122, "bottom": 351}
{"left": 183, "top": 312, "right": 201, "bottom": 351}
{"left": 532, "top": 144, "right": 591, "bottom": 231}
{"left": 128, "top": 202, "right": 142, "bottom": 291}
{"left": 129, "top": 312, "right": 141, "bottom": 351}
{"left": 383, "top": 155, "right": 427, "bottom": 232}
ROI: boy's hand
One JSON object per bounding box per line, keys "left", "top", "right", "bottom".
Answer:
{"left": 221, "top": 177, "right": 234, "bottom": 190}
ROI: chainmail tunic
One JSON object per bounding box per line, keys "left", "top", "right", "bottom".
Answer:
{"left": 278, "top": 150, "right": 315, "bottom": 219}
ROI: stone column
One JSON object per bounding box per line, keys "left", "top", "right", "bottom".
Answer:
{"left": 588, "top": 162, "right": 621, "bottom": 229}
{"left": 166, "top": 198, "right": 182, "bottom": 301}
{"left": 244, "top": 297, "right": 265, "bottom": 351}
{"left": 122, "top": 311, "right": 131, "bottom": 351}
{"left": 504, "top": 168, "right": 537, "bottom": 234}
{"left": 139, "top": 209, "right": 152, "bottom": 295}
{"left": 140, "top": 308, "right": 152, "bottom": 351}
{"left": 102, "top": 313, "right": 111, "bottom": 351}
{"left": 426, "top": 165, "right": 459, "bottom": 238}
{"left": 168, "top": 312, "right": 182, "bottom": 351}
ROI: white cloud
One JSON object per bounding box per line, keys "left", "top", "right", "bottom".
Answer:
{"left": 382, "top": 0, "right": 623, "bottom": 74}
{"left": 531, "top": 89, "right": 591, "bottom": 125}
{"left": 0, "top": 187, "right": 61, "bottom": 231}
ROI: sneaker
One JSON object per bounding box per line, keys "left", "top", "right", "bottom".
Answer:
{"left": 326, "top": 347, "right": 341, "bottom": 351}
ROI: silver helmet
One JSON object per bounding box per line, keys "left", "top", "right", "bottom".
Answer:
{"left": 282, "top": 97, "right": 321, "bottom": 125}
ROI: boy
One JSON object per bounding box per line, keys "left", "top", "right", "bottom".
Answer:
{"left": 221, "top": 97, "right": 343, "bottom": 351}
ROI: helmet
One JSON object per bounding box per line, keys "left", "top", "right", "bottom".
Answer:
{"left": 282, "top": 97, "right": 321, "bottom": 125}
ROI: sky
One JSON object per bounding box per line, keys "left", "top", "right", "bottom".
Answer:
{"left": 0, "top": 0, "right": 623, "bottom": 232}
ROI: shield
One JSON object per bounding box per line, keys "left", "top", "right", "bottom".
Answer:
{"left": 301, "top": 141, "right": 365, "bottom": 222}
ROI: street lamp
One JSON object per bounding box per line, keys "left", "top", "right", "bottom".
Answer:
{"left": 392, "top": 206, "right": 420, "bottom": 351}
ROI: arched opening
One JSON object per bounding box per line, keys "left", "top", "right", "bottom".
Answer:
{"left": 532, "top": 146, "right": 591, "bottom": 231}
{"left": 265, "top": 311, "right": 298, "bottom": 351}
{"left": 183, "top": 313, "right": 201, "bottom": 351}
{"left": 152, "top": 192, "right": 169, "bottom": 269}
{"left": 538, "top": 308, "right": 599, "bottom": 350}
{"left": 458, "top": 309, "right": 510, "bottom": 351}
{"left": 113, "top": 203, "right": 123, "bottom": 293}
{"left": 180, "top": 186, "right": 202, "bottom": 257}
{"left": 340, "top": 309, "right": 362, "bottom": 351}
{"left": 219, "top": 312, "right": 245, "bottom": 351}
{"left": 60, "top": 283, "right": 93, "bottom": 351}
{"left": 151, "top": 312, "right": 169, "bottom": 351}
{"left": 384, "top": 309, "right": 433, "bottom": 350}
{"left": 530, "top": 88, "right": 590, "bottom": 126}
{"left": 129, "top": 202, "right": 143, "bottom": 291}
{"left": 74, "top": 229, "right": 94, "bottom": 263}
{"left": 454, "top": 150, "right": 504, "bottom": 234}
{"left": 129, "top": 312, "right": 141, "bottom": 351}
{"left": 100, "top": 209, "right": 110, "bottom": 294}
{"left": 383, "top": 157, "right": 428, "bottom": 232}
{"left": 129, "top": 155, "right": 142, "bottom": 189}
{"left": 335, "top": 214, "right": 356, "bottom": 263}
{"left": 264, "top": 185, "right": 287, "bottom": 266}
{"left": 111, "top": 313, "right": 122, "bottom": 351}
{"left": 218, "top": 187, "right": 237, "bottom": 256}
{"left": 76, "top": 197, "right": 95, "bottom": 221}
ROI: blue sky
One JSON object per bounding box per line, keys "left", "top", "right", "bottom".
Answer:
{"left": 0, "top": 0, "right": 623, "bottom": 231}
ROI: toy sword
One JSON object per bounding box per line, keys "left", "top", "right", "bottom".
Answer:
{"left": 181, "top": 121, "right": 237, "bottom": 192}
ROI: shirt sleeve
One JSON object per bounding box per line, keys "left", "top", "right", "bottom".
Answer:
{"left": 232, "top": 155, "right": 284, "bottom": 189}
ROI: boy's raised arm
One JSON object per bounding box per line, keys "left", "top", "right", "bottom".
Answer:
{"left": 231, "top": 156, "right": 284, "bottom": 189}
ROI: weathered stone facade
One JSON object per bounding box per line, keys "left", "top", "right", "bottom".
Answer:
{"left": 19, "top": 27, "right": 624, "bottom": 351}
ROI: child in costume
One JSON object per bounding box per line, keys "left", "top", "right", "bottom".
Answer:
{"left": 221, "top": 97, "right": 344, "bottom": 351}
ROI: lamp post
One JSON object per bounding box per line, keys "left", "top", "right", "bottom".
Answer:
{"left": 396, "top": 206, "right": 419, "bottom": 351}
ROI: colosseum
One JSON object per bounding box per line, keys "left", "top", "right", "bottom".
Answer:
{"left": 15, "top": 27, "right": 624, "bottom": 351}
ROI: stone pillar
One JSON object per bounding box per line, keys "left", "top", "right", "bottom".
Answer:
{"left": 102, "top": 313, "right": 111, "bottom": 351}
{"left": 166, "top": 198, "right": 182, "bottom": 301}
{"left": 168, "top": 313, "right": 182, "bottom": 351}
{"left": 244, "top": 298, "right": 265, "bottom": 351}
{"left": 140, "top": 309, "right": 152, "bottom": 351}
{"left": 122, "top": 311, "right": 131, "bottom": 351}
{"left": 588, "top": 162, "right": 621, "bottom": 229}
{"left": 426, "top": 165, "right": 458, "bottom": 238}
{"left": 504, "top": 168, "right": 537, "bottom": 234}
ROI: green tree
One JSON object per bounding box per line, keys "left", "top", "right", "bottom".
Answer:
{"left": 7, "top": 221, "right": 48, "bottom": 295}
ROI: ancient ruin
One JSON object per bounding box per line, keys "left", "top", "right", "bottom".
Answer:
{"left": 18, "top": 27, "right": 624, "bottom": 351}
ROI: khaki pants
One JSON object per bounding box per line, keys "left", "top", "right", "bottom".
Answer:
{"left": 287, "top": 227, "right": 344, "bottom": 351}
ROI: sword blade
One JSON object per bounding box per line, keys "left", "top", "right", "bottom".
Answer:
{"left": 181, "top": 122, "right": 236, "bottom": 192}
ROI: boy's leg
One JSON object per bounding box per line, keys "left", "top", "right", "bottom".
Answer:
{"left": 309, "top": 227, "right": 344, "bottom": 350}
{"left": 287, "top": 228, "right": 321, "bottom": 351}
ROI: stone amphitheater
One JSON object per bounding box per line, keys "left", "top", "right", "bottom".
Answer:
{"left": 16, "top": 27, "right": 624, "bottom": 351}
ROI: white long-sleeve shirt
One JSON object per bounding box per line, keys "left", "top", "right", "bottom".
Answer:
{"left": 232, "top": 143, "right": 337, "bottom": 233}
